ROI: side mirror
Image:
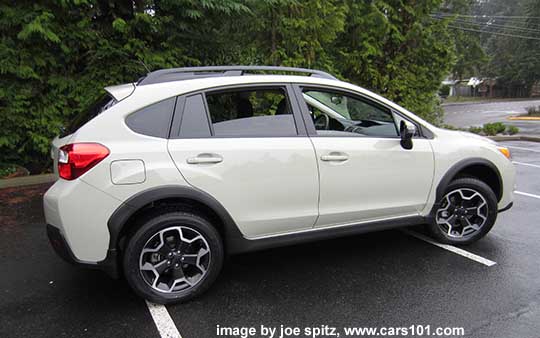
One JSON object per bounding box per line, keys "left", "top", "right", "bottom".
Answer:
{"left": 400, "top": 120, "right": 416, "bottom": 150}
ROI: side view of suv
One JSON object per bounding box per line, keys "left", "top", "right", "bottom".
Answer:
{"left": 44, "top": 66, "right": 515, "bottom": 304}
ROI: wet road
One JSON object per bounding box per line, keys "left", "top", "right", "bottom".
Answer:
{"left": 443, "top": 99, "right": 540, "bottom": 135}
{"left": 1, "top": 141, "right": 539, "bottom": 338}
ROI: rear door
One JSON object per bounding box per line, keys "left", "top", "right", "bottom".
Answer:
{"left": 167, "top": 84, "right": 319, "bottom": 239}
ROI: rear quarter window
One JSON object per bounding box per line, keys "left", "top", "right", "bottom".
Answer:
{"left": 125, "top": 98, "right": 176, "bottom": 138}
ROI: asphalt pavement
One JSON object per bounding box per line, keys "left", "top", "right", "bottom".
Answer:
{"left": 1, "top": 140, "right": 539, "bottom": 338}
{"left": 443, "top": 99, "right": 540, "bottom": 135}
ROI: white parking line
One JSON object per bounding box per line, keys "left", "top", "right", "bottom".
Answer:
{"left": 515, "top": 191, "right": 540, "bottom": 200}
{"left": 401, "top": 229, "right": 497, "bottom": 267}
{"left": 146, "top": 301, "right": 182, "bottom": 338}
{"left": 513, "top": 161, "right": 540, "bottom": 169}
{"left": 507, "top": 145, "right": 540, "bottom": 153}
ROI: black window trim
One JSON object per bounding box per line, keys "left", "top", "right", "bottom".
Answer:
{"left": 291, "top": 83, "right": 432, "bottom": 139}
{"left": 169, "top": 83, "right": 309, "bottom": 139}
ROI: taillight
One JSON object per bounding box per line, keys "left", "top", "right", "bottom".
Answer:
{"left": 58, "top": 143, "right": 110, "bottom": 180}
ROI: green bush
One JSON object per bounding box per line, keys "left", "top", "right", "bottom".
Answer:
{"left": 0, "top": 164, "right": 17, "bottom": 178}
{"left": 441, "top": 124, "right": 461, "bottom": 131}
{"left": 483, "top": 122, "right": 506, "bottom": 136}
{"left": 506, "top": 125, "right": 519, "bottom": 135}
{"left": 468, "top": 126, "right": 483, "bottom": 134}
{"left": 439, "top": 84, "right": 450, "bottom": 97}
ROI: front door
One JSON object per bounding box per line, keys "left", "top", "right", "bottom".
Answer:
{"left": 295, "top": 85, "right": 435, "bottom": 227}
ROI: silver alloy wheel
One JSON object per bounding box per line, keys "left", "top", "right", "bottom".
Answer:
{"left": 436, "top": 188, "right": 488, "bottom": 239}
{"left": 139, "top": 226, "right": 211, "bottom": 293}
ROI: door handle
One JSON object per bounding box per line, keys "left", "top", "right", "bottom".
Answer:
{"left": 186, "top": 154, "right": 223, "bottom": 164}
{"left": 320, "top": 153, "right": 349, "bottom": 162}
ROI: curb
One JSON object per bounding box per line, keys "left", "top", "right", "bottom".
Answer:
{"left": 0, "top": 173, "right": 57, "bottom": 189}
{"left": 488, "top": 135, "right": 540, "bottom": 142}
{"left": 507, "top": 116, "right": 540, "bottom": 121}
{"left": 442, "top": 98, "right": 540, "bottom": 107}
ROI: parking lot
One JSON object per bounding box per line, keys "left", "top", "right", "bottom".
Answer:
{"left": 1, "top": 140, "right": 539, "bottom": 338}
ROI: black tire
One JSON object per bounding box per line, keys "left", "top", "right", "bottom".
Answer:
{"left": 123, "top": 207, "right": 223, "bottom": 304}
{"left": 427, "top": 177, "right": 498, "bottom": 245}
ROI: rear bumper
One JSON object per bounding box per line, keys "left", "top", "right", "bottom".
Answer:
{"left": 46, "top": 224, "right": 120, "bottom": 278}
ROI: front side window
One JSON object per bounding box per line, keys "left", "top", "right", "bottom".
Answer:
{"left": 303, "top": 89, "right": 399, "bottom": 137}
{"left": 205, "top": 88, "right": 297, "bottom": 137}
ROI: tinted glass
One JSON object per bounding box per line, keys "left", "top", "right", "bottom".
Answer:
{"left": 205, "top": 88, "right": 297, "bottom": 137}
{"left": 303, "top": 89, "right": 398, "bottom": 137}
{"left": 125, "top": 97, "right": 175, "bottom": 138}
{"left": 61, "top": 94, "right": 116, "bottom": 137}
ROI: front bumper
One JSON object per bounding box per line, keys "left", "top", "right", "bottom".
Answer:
{"left": 46, "top": 224, "right": 120, "bottom": 278}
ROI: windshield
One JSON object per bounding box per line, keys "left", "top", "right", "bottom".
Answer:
{"left": 61, "top": 94, "right": 116, "bottom": 137}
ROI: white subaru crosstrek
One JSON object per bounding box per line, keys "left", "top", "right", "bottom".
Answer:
{"left": 44, "top": 66, "right": 515, "bottom": 304}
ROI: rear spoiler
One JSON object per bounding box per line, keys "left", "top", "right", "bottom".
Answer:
{"left": 104, "top": 83, "right": 136, "bottom": 102}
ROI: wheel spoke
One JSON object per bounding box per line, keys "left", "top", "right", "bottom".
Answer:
{"left": 466, "top": 207, "right": 479, "bottom": 217}
{"left": 154, "top": 260, "right": 170, "bottom": 275}
{"left": 182, "top": 254, "right": 199, "bottom": 266}
{"left": 172, "top": 266, "right": 185, "bottom": 280}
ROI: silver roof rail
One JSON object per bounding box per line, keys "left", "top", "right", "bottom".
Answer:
{"left": 138, "top": 65, "right": 337, "bottom": 85}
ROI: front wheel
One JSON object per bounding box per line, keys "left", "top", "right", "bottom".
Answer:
{"left": 123, "top": 209, "right": 223, "bottom": 304}
{"left": 428, "top": 177, "right": 498, "bottom": 245}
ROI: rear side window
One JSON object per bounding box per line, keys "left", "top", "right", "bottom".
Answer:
{"left": 205, "top": 88, "right": 297, "bottom": 137}
{"left": 126, "top": 97, "right": 176, "bottom": 138}
{"left": 61, "top": 94, "right": 116, "bottom": 137}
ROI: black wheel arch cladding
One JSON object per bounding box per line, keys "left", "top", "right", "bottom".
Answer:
{"left": 107, "top": 185, "right": 244, "bottom": 253}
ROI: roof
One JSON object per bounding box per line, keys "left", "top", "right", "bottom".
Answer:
{"left": 137, "top": 66, "right": 337, "bottom": 86}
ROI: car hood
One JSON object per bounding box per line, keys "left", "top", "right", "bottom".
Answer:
{"left": 455, "top": 131, "right": 497, "bottom": 145}
{"left": 435, "top": 128, "right": 497, "bottom": 146}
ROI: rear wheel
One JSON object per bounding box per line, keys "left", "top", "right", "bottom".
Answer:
{"left": 123, "top": 208, "right": 223, "bottom": 304}
{"left": 428, "top": 177, "right": 498, "bottom": 245}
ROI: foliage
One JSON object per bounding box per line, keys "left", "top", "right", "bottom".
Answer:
{"left": 506, "top": 125, "right": 520, "bottom": 135}
{"left": 1, "top": 0, "right": 464, "bottom": 173}
{"left": 439, "top": 84, "right": 450, "bottom": 97}
{"left": 0, "top": 164, "right": 17, "bottom": 178}
{"left": 437, "top": 0, "right": 489, "bottom": 80}
{"left": 443, "top": 123, "right": 519, "bottom": 136}
{"left": 335, "top": 0, "right": 454, "bottom": 125}
{"left": 482, "top": 122, "right": 506, "bottom": 136}
{"left": 476, "top": 0, "right": 540, "bottom": 93}
{"left": 468, "top": 126, "right": 483, "bottom": 134}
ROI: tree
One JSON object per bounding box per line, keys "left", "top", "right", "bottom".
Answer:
{"left": 335, "top": 0, "right": 455, "bottom": 123}
{"left": 0, "top": 0, "right": 462, "bottom": 172}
